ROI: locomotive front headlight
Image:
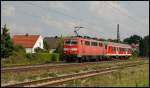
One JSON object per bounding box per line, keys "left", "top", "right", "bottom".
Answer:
{"left": 71, "top": 48, "right": 77, "bottom": 51}
{"left": 64, "top": 48, "right": 68, "bottom": 51}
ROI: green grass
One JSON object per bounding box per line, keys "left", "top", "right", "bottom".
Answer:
{"left": 60, "top": 63, "right": 149, "bottom": 87}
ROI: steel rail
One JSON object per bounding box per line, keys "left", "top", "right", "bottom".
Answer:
{"left": 1, "top": 59, "right": 147, "bottom": 73}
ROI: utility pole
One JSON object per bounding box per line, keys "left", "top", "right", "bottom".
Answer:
{"left": 74, "top": 26, "right": 84, "bottom": 36}
{"left": 117, "top": 24, "right": 120, "bottom": 43}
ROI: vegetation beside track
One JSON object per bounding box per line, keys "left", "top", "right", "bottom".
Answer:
{"left": 1, "top": 58, "right": 148, "bottom": 85}
{"left": 1, "top": 53, "right": 59, "bottom": 67}
{"left": 58, "top": 63, "right": 149, "bottom": 87}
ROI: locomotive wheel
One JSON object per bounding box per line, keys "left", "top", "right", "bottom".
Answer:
{"left": 77, "top": 57, "right": 82, "bottom": 63}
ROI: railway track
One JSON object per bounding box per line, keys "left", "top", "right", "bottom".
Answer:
{"left": 2, "top": 62, "right": 148, "bottom": 87}
{"left": 1, "top": 59, "right": 147, "bottom": 73}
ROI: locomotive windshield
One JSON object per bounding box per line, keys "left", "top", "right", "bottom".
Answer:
{"left": 65, "top": 40, "right": 78, "bottom": 44}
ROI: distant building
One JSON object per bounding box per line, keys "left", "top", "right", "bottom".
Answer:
{"left": 44, "top": 37, "right": 61, "bottom": 53}
{"left": 12, "top": 34, "right": 43, "bottom": 53}
{"left": 131, "top": 43, "right": 139, "bottom": 52}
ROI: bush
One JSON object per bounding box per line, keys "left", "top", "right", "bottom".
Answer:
{"left": 13, "top": 45, "right": 25, "bottom": 53}
{"left": 1, "top": 53, "right": 60, "bottom": 67}
{"left": 130, "top": 50, "right": 138, "bottom": 60}
{"left": 34, "top": 47, "right": 48, "bottom": 53}
{"left": 26, "top": 53, "right": 60, "bottom": 64}
{"left": 1, "top": 51, "right": 29, "bottom": 66}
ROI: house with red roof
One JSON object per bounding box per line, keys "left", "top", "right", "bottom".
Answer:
{"left": 12, "top": 34, "right": 44, "bottom": 53}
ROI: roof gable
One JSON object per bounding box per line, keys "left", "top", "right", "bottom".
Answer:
{"left": 44, "top": 37, "right": 61, "bottom": 49}
{"left": 12, "top": 35, "right": 40, "bottom": 48}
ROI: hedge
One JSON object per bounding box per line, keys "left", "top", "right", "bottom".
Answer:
{"left": 1, "top": 53, "right": 60, "bottom": 67}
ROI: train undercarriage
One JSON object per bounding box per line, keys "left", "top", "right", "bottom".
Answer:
{"left": 63, "top": 54, "right": 131, "bottom": 63}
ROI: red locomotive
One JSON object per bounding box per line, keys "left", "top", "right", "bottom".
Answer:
{"left": 63, "top": 36, "right": 132, "bottom": 62}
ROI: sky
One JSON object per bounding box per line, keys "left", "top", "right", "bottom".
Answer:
{"left": 1, "top": 1, "right": 149, "bottom": 40}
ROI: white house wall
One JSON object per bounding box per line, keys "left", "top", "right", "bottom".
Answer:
{"left": 32, "top": 35, "right": 44, "bottom": 53}
{"left": 26, "top": 48, "right": 32, "bottom": 53}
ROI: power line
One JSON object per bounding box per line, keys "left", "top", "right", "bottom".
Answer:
{"left": 2, "top": 5, "right": 100, "bottom": 37}
{"left": 24, "top": 2, "right": 104, "bottom": 33}
{"left": 104, "top": 2, "right": 147, "bottom": 26}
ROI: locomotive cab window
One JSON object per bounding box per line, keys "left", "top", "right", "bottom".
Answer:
{"left": 65, "top": 40, "right": 78, "bottom": 44}
{"left": 65, "top": 40, "right": 71, "bottom": 44}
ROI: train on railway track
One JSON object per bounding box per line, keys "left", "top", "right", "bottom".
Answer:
{"left": 63, "top": 36, "right": 132, "bottom": 62}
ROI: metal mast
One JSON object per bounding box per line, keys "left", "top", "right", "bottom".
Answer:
{"left": 117, "top": 24, "right": 120, "bottom": 42}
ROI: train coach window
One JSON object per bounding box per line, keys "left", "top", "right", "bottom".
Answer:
{"left": 105, "top": 45, "right": 107, "bottom": 49}
{"left": 91, "top": 42, "right": 98, "bottom": 46}
{"left": 112, "top": 47, "right": 116, "bottom": 51}
{"left": 72, "top": 40, "right": 78, "bottom": 44}
{"left": 99, "top": 43, "right": 103, "bottom": 47}
{"left": 85, "top": 41, "right": 90, "bottom": 46}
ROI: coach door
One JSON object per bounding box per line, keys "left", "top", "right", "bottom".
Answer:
{"left": 81, "top": 40, "right": 85, "bottom": 55}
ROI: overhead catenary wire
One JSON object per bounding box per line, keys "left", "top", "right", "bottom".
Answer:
{"left": 2, "top": 2, "right": 147, "bottom": 39}
{"left": 24, "top": 2, "right": 105, "bottom": 35}
{"left": 104, "top": 2, "right": 147, "bottom": 26}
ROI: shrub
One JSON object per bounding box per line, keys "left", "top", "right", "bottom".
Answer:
{"left": 26, "top": 53, "right": 60, "bottom": 64}
{"left": 13, "top": 45, "right": 25, "bottom": 53}
{"left": 34, "top": 47, "right": 48, "bottom": 53}
{"left": 1, "top": 52, "right": 60, "bottom": 67}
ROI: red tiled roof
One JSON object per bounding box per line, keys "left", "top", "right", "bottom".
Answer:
{"left": 12, "top": 35, "right": 40, "bottom": 48}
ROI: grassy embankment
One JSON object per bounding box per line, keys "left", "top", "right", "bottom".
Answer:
{"left": 1, "top": 58, "right": 148, "bottom": 86}
{"left": 59, "top": 63, "right": 149, "bottom": 87}
{"left": 1, "top": 53, "right": 59, "bottom": 67}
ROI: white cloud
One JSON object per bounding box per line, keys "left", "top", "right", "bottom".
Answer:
{"left": 2, "top": 5, "right": 15, "bottom": 17}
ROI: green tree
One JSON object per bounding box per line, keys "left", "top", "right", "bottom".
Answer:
{"left": 123, "top": 34, "right": 149, "bottom": 57}
{"left": 123, "top": 35, "right": 142, "bottom": 44}
{"left": 1, "top": 24, "right": 14, "bottom": 58}
{"left": 34, "top": 47, "right": 45, "bottom": 53}
{"left": 43, "top": 40, "right": 50, "bottom": 51}
{"left": 143, "top": 35, "right": 149, "bottom": 56}
{"left": 107, "top": 39, "right": 119, "bottom": 43}
{"left": 54, "top": 36, "right": 64, "bottom": 61}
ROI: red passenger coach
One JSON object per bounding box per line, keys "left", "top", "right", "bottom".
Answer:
{"left": 106, "top": 42, "right": 132, "bottom": 56}
{"left": 63, "top": 36, "right": 132, "bottom": 62}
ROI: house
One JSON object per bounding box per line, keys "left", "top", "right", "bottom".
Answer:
{"left": 44, "top": 36, "right": 61, "bottom": 53}
{"left": 12, "top": 34, "right": 43, "bottom": 53}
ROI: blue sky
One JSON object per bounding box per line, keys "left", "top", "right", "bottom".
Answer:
{"left": 1, "top": 1, "right": 149, "bottom": 40}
